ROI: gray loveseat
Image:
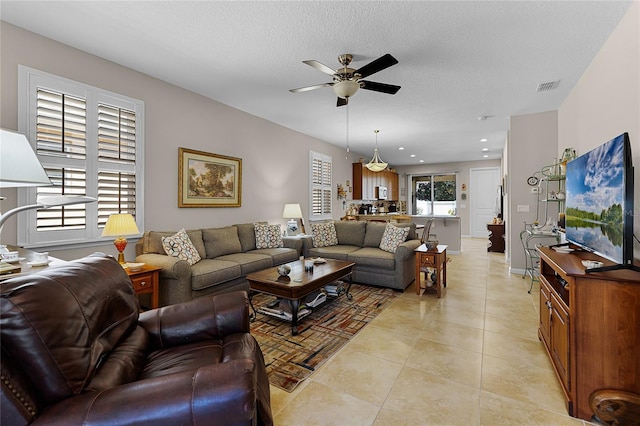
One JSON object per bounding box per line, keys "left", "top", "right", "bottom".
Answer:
{"left": 302, "top": 220, "right": 421, "bottom": 291}
{"left": 135, "top": 223, "right": 301, "bottom": 306}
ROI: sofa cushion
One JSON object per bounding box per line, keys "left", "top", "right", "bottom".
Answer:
{"left": 310, "top": 222, "right": 338, "bottom": 247}
{"left": 254, "top": 223, "right": 283, "bottom": 249}
{"left": 0, "top": 254, "right": 139, "bottom": 405}
{"left": 234, "top": 222, "right": 265, "bottom": 252}
{"left": 86, "top": 326, "right": 149, "bottom": 392}
{"left": 334, "top": 220, "right": 366, "bottom": 247}
{"left": 363, "top": 222, "right": 388, "bottom": 247}
{"left": 202, "top": 226, "right": 242, "bottom": 259}
{"left": 380, "top": 224, "right": 410, "bottom": 253}
{"left": 190, "top": 259, "right": 242, "bottom": 290}
{"left": 147, "top": 230, "right": 206, "bottom": 259}
{"left": 308, "top": 245, "right": 360, "bottom": 261}
{"left": 347, "top": 247, "right": 396, "bottom": 269}
{"left": 162, "top": 229, "right": 202, "bottom": 265}
{"left": 251, "top": 248, "right": 299, "bottom": 265}
{"left": 217, "top": 253, "right": 273, "bottom": 275}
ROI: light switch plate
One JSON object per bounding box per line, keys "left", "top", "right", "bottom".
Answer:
{"left": 517, "top": 205, "right": 530, "bottom": 212}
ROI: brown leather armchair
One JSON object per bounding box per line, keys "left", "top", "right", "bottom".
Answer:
{"left": 1, "top": 253, "right": 272, "bottom": 426}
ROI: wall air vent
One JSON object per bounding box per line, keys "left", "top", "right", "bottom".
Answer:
{"left": 537, "top": 80, "right": 560, "bottom": 92}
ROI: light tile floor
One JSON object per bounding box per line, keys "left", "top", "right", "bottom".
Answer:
{"left": 269, "top": 237, "right": 594, "bottom": 425}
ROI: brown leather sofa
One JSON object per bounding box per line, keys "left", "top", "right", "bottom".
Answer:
{"left": 0, "top": 253, "right": 272, "bottom": 426}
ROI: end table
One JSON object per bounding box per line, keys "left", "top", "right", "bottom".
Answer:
{"left": 125, "top": 264, "right": 161, "bottom": 309}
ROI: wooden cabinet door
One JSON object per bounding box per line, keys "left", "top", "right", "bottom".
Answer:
{"left": 551, "top": 292, "right": 570, "bottom": 390}
{"left": 539, "top": 280, "right": 551, "bottom": 348}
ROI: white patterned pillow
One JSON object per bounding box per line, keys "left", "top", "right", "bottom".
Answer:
{"left": 379, "top": 223, "right": 410, "bottom": 253}
{"left": 311, "top": 222, "right": 338, "bottom": 248}
{"left": 162, "top": 228, "right": 201, "bottom": 265}
{"left": 255, "top": 223, "right": 283, "bottom": 249}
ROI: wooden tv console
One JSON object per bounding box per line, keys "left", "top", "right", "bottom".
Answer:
{"left": 537, "top": 247, "right": 640, "bottom": 421}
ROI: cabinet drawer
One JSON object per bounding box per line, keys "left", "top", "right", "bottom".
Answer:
{"left": 131, "top": 273, "right": 154, "bottom": 291}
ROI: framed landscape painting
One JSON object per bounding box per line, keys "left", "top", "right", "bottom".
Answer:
{"left": 178, "top": 147, "right": 242, "bottom": 207}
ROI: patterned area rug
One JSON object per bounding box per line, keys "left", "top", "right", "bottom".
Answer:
{"left": 250, "top": 283, "right": 399, "bottom": 392}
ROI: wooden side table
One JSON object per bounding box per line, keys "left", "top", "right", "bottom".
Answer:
{"left": 414, "top": 244, "right": 448, "bottom": 297}
{"left": 487, "top": 223, "right": 505, "bottom": 253}
{"left": 125, "top": 264, "right": 161, "bottom": 309}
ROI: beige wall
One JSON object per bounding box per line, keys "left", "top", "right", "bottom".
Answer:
{"left": 395, "top": 158, "right": 501, "bottom": 237}
{"left": 0, "top": 22, "right": 358, "bottom": 260}
{"left": 558, "top": 1, "right": 639, "bottom": 261}
{"left": 507, "top": 111, "right": 559, "bottom": 272}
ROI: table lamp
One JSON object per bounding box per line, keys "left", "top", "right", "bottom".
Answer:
{"left": 0, "top": 129, "right": 97, "bottom": 234}
{"left": 282, "top": 203, "right": 305, "bottom": 236}
{"left": 101, "top": 213, "right": 140, "bottom": 264}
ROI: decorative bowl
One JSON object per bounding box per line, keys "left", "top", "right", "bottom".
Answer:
{"left": 277, "top": 264, "right": 291, "bottom": 276}
{"left": 125, "top": 262, "right": 145, "bottom": 272}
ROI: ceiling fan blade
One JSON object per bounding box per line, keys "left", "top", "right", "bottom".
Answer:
{"left": 337, "top": 97, "right": 348, "bottom": 107}
{"left": 303, "top": 60, "right": 337, "bottom": 76}
{"left": 360, "top": 81, "right": 401, "bottom": 94}
{"left": 355, "top": 54, "right": 398, "bottom": 78}
{"left": 289, "top": 82, "right": 333, "bottom": 93}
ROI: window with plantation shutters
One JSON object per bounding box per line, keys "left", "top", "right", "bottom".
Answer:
{"left": 309, "top": 151, "right": 332, "bottom": 221}
{"left": 18, "top": 66, "right": 144, "bottom": 248}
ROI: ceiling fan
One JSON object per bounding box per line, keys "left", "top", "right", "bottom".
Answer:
{"left": 289, "top": 53, "right": 401, "bottom": 107}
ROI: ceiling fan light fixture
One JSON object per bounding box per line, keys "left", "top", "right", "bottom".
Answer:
{"left": 365, "top": 130, "right": 388, "bottom": 172}
{"left": 333, "top": 80, "right": 359, "bottom": 99}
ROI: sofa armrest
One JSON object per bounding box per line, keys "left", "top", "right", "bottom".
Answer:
{"left": 135, "top": 253, "right": 191, "bottom": 281}
{"left": 282, "top": 236, "right": 303, "bottom": 255}
{"left": 299, "top": 235, "right": 314, "bottom": 257}
{"left": 394, "top": 239, "right": 422, "bottom": 261}
{"left": 138, "top": 291, "right": 250, "bottom": 348}
{"left": 33, "top": 358, "right": 261, "bottom": 426}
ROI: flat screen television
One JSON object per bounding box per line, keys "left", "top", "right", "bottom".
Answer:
{"left": 564, "top": 132, "right": 637, "bottom": 271}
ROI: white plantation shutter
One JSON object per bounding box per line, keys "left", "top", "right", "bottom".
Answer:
{"left": 18, "top": 66, "right": 144, "bottom": 248}
{"left": 309, "top": 151, "right": 332, "bottom": 221}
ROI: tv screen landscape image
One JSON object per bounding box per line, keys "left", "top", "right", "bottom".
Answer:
{"left": 565, "top": 133, "right": 633, "bottom": 265}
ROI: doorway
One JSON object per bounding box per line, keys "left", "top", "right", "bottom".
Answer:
{"left": 470, "top": 167, "right": 501, "bottom": 238}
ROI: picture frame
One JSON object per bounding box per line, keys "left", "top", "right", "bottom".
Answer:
{"left": 178, "top": 147, "right": 242, "bottom": 207}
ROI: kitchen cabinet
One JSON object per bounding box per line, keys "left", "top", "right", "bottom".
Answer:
{"left": 352, "top": 163, "right": 399, "bottom": 200}
{"left": 537, "top": 247, "right": 640, "bottom": 420}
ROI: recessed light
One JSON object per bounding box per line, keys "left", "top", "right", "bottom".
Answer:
{"left": 398, "top": 147, "right": 405, "bottom": 150}
{"left": 483, "top": 154, "right": 489, "bottom": 158}
{"left": 480, "top": 138, "right": 487, "bottom": 142}
{"left": 482, "top": 148, "right": 489, "bottom": 152}
{"left": 419, "top": 159, "right": 424, "bottom": 163}
{"left": 410, "top": 154, "right": 416, "bottom": 158}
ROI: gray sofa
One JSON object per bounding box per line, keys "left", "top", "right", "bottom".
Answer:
{"left": 302, "top": 220, "right": 421, "bottom": 291}
{"left": 135, "top": 223, "right": 301, "bottom": 306}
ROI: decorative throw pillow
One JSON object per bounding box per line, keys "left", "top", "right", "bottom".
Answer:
{"left": 254, "top": 223, "right": 283, "bottom": 249}
{"left": 162, "top": 228, "right": 201, "bottom": 265}
{"left": 379, "top": 223, "right": 410, "bottom": 253}
{"left": 311, "top": 222, "right": 338, "bottom": 248}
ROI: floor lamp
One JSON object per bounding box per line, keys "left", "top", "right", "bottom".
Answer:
{"left": 0, "top": 129, "right": 96, "bottom": 235}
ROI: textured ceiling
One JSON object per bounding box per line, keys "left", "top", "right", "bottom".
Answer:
{"left": 1, "top": 1, "right": 632, "bottom": 166}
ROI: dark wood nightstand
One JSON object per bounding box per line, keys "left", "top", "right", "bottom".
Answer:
{"left": 125, "top": 264, "right": 161, "bottom": 309}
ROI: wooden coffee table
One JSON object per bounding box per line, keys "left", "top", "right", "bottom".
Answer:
{"left": 247, "top": 258, "right": 354, "bottom": 335}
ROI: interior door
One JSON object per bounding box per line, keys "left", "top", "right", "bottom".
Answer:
{"left": 470, "top": 167, "right": 500, "bottom": 238}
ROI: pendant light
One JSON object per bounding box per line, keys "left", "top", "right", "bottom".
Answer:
{"left": 365, "top": 129, "right": 388, "bottom": 172}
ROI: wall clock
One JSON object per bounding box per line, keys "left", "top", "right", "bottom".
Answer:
{"left": 527, "top": 176, "right": 539, "bottom": 186}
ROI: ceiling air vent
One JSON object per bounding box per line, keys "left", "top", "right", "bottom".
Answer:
{"left": 537, "top": 80, "right": 560, "bottom": 92}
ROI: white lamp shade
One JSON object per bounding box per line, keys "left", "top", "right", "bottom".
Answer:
{"left": 0, "top": 129, "right": 52, "bottom": 188}
{"left": 365, "top": 149, "right": 388, "bottom": 172}
{"left": 101, "top": 213, "right": 140, "bottom": 237}
{"left": 282, "top": 203, "right": 303, "bottom": 219}
{"left": 333, "top": 80, "right": 359, "bottom": 99}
